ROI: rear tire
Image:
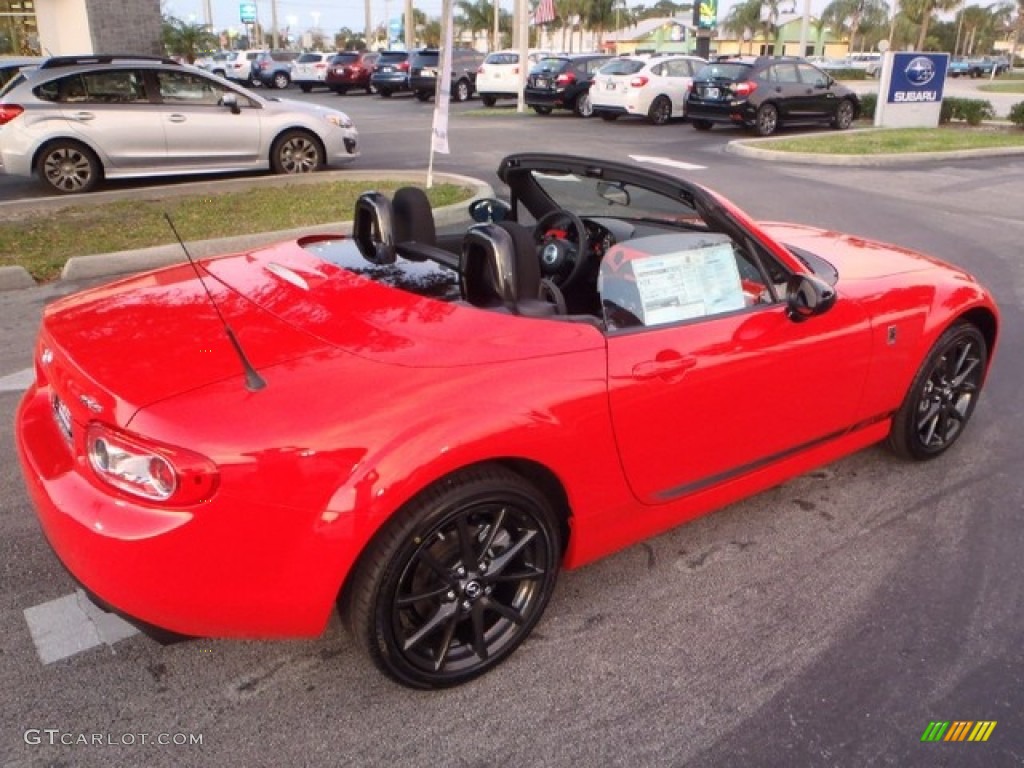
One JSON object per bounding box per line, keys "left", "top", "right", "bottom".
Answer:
{"left": 888, "top": 323, "right": 987, "bottom": 460}
{"left": 481, "top": 94, "right": 497, "bottom": 107}
{"left": 532, "top": 105, "right": 552, "bottom": 115}
{"left": 453, "top": 79, "right": 471, "bottom": 102}
{"left": 599, "top": 112, "right": 620, "bottom": 121}
{"left": 755, "top": 103, "right": 779, "bottom": 136}
{"left": 379, "top": 89, "right": 393, "bottom": 98}
{"left": 343, "top": 465, "right": 562, "bottom": 689}
{"left": 36, "top": 140, "right": 102, "bottom": 194}
{"left": 272, "top": 72, "right": 290, "bottom": 89}
{"left": 300, "top": 84, "right": 313, "bottom": 93}
{"left": 647, "top": 95, "right": 672, "bottom": 125}
{"left": 415, "top": 90, "right": 432, "bottom": 102}
{"left": 692, "top": 119, "right": 713, "bottom": 131}
{"left": 332, "top": 86, "right": 349, "bottom": 95}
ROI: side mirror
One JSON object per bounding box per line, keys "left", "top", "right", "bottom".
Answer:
{"left": 597, "top": 181, "right": 630, "bottom": 207}
{"left": 786, "top": 273, "right": 836, "bottom": 322}
{"left": 222, "top": 92, "right": 241, "bottom": 114}
{"left": 468, "top": 197, "right": 511, "bottom": 224}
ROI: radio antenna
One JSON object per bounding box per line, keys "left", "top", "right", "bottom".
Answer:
{"left": 164, "top": 213, "right": 266, "bottom": 392}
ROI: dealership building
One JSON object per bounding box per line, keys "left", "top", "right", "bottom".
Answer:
{"left": 1, "top": 0, "right": 162, "bottom": 57}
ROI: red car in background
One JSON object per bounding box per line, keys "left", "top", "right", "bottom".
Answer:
{"left": 325, "top": 50, "right": 379, "bottom": 94}
{"left": 16, "top": 153, "right": 998, "bottom": 690}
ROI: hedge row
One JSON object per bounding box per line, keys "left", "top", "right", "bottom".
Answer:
{"left": 856, "top": 94, "right": 1024, "bottom": 128}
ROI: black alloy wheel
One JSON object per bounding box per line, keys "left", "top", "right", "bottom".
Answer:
{"left": 345, "top": 466, "right": 562, "bottom": 688}
{"left": 889, "top": 323, "right": 987, "bottom": 460}
{"left": 755, "top": 103, "right": 779, "bottom": 136}
{"left": 647, "top": 95, "right": 672, "bottom": 125}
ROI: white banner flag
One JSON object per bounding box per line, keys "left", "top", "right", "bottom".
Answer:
{"left": 430, "top": 0, "right": 455, "bottom": 155}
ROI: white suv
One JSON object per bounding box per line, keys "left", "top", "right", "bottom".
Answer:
{"left": 476, "top": 49, "right": 549, "bottom": 106}
{"left": 224, "top": 49, "right": 265, "bottom": 86}
{"left": 591, "top": 54, "right": 706, "bottom": 125}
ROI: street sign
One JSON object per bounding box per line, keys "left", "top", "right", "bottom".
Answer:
{"left": 240, "top": 2, "right": 257, "bottom": 23}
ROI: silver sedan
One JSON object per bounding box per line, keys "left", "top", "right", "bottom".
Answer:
{"left": 0, "top": 55, "right": 359, "bottom": 194}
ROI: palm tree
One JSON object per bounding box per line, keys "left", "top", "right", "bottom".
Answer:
{"left": 823, "top": 0, "right": 890, "bottom": 52}
{"left": 900, "top": 0, "right": 961, "bottom": 50}
{"left": 456, "top": 0, "right": 494, "bottom": 49}
{"left": 723, "top": 0, "right": 774, "bottom": 53}
{"left": 161, "top": 16, "right": 218, "bottom": 63}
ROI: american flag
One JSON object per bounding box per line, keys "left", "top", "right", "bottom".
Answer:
{"left": 533, "top": 0, "right": 556, "bottom": 25}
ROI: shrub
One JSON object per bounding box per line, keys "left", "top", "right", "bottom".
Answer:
{"left": 1010, "top": 101, "right": 1024, "bottom": 128}
{"left": 858, "top": 92, "right": 876, "bottom": 120}
{"left": 941, "top": 97, "right": 996, "bottom": 125}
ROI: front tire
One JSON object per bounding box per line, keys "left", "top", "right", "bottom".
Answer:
{"left": 344, "top": 465, "right": 562, "bottom": 689}
{"left": 831, "top": 98, "right": 855, "bottom": 130}
{"left": 692, "top": 119, "right": 713, "bottom": 131}
{"left": 270, "top": 130, "right": 324, "bottom": 174}
{"left": 888, "top": 323, "right": 987, "bottom": 460}
{"left": 453, "top": 79, "right": 471, "bottom": 102}
{"left": 755, "top": 103, "right": 779, "bottom": 136}
{"left": 36, "top": 140, "right": 101, "bottom": 194}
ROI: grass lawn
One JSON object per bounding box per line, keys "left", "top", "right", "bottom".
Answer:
{"left": 750, "top": 125, "right": 1024, "bottom": 155}
{"left": 0, "top": 181, "right": 470, "bottom": 282}
{"left": 978, "top": 82, "right": 1024, "bottom": 94}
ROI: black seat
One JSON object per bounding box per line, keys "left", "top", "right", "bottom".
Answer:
{"left": 392, "top": 186, "right": 459, "bottom": 270}
{"left": 460, "top": 221, "right": 565, "bottom": 317}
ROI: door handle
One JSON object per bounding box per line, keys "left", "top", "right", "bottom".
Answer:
{"left": 168, "top": 114, "right": 187, "bottom": 123}
{"left": 632, "top": 354, "right": 696, "bottom": 380}
{"left": 70, "top": 112, "right": 95, "bottom": 121}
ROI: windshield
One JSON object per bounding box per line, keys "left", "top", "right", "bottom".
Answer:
{"left": 527, "top": 170, "right": 706, "bottom": 227}
{"left": 332, "top": 53, "right": 359, "bottom": 64}
{"left": 485, "top": 52, "right": 518, "bottom": 65}
{"left": 412, "top": 52, "right": 439, "bottom": 67}
{"left": 297, "top": 53, "right": 326, "bottom": 63}
{"left": 533, "top": 58, "right": 568, "bottom": 73}
{"left": 377, "top": 52, "right": 408, "bottom": 64}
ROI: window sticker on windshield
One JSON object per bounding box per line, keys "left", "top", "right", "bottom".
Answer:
{"left": 631, "top": 243, "right": 745, "bottom": 325}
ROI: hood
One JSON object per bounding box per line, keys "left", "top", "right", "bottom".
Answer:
{"left": 761, "top": 222, "right": 966, "bottom": 281}
{"left": 40, "top": 262, "right": 327, "bottom": 426}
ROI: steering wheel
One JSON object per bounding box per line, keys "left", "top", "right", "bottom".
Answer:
{"left": 532, "top": 209, "right": 591, "bottom": 289}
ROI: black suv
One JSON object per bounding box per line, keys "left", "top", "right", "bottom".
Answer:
{"left": 408, "top": 48, "right": 485, "bottom": 102}
{"left": 524, "top": 53, "right": 612, "bottom": 117}
{"left": 251, "top": 50, "right": 301, "bottom": 89}
{"left": 370, "top": 50, "right": 411, "bottom": 97}
{"left": 686, "top": 56, "right": 859, "bottom": 136}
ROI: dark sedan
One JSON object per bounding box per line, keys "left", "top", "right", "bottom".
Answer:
{"left": 524, "top": 53, "right": 612, "bottom": 117}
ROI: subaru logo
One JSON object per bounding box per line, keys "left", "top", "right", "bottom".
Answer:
{"left": 905, "top": 57, "right": 935, "bottom": 86}
{"left": 542, "top": 244, "right": 560, "bottom": 266}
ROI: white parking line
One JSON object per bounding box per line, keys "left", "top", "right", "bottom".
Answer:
{"left": 628, "top": 154, "right": 707, "bottom": 171}
{"left": 0, "top": 367, "right": 34, "bottom": 393}
{"left": 24, "top": 590, "right": 139, "bottom": 665}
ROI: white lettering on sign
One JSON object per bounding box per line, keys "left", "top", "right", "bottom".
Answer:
{"left": 893, "top": 91, "right": 938, "bottom": 103}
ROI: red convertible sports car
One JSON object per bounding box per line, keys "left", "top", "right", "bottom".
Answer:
{"left": 17, "top": 154, "right": 998, "bottom": 689}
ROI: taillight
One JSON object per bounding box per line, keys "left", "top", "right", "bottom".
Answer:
{"left": 733, "top": 80, "right": 757, "bottom": 97}
{"left": 629, "top": 76, "right": 649, "bottom": 88}
{"left": 86, "top": 423, "right": 219, "bottom": 505}
{"left": 0, "top": 104, "right": 24, "bottom": 125}
{"left": 555, "top": 72, "right": 576, "bottom": 86}
{"left": 477, "top": 65, "right": 485, "bottom": 74}
{"left": 315, "top": 62, "right": 326, "bottom": 69}
{"left": 398, "top": 61, "right": 409, "bottom": 71}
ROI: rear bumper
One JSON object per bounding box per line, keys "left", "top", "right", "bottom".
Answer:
{"left": 686, "top": 101, "right": 755, "bottom": 126}
{"left": 524, "top": 88, "right": 569, "bottom": 109}
{"left": 15, "top": 382, "right": 347, "bottom": 638}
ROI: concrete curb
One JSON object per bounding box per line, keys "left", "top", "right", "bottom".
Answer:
{"left": 2, "top": 171, "right": 493, "bottom": 290}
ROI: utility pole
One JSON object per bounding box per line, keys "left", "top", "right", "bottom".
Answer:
{"left": 365, "top": 0, "right": 373, "bottom": 49}
{"left": 493, "top": 0, "right": 500, "bottom": 51}
{"left": 405, "top": 0, "right": 415, "bottom": 50}
{"left": 271, "top": 0, "right": 279, "bottom": 49}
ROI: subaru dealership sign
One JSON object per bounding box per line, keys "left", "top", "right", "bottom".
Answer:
{"left": 875, "top": 52, "right": 949, "bottom": 128}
